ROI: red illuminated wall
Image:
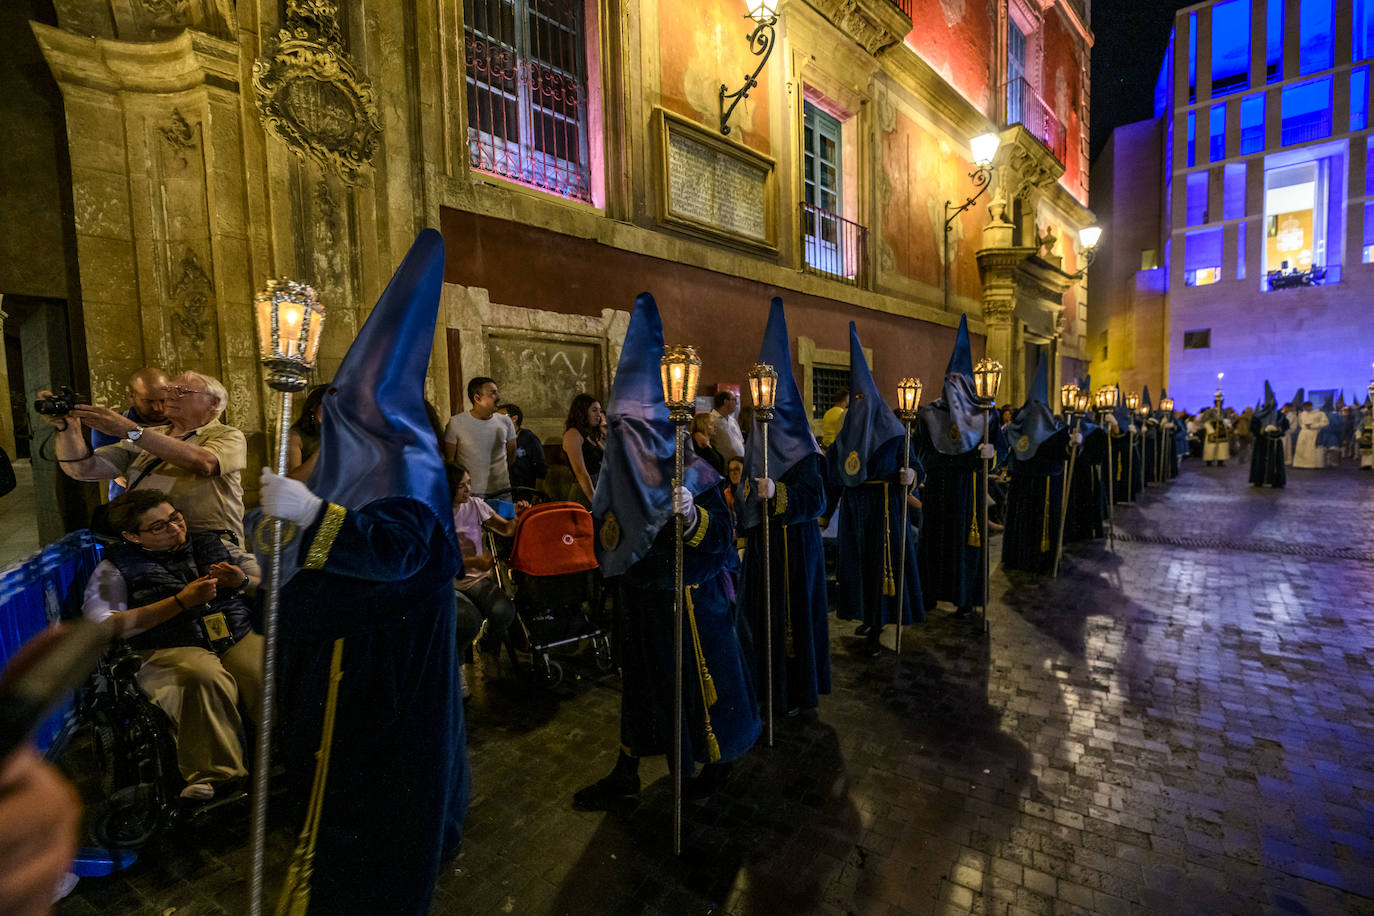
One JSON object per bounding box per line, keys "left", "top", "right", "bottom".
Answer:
{"left": 1043, "top": 9, "right": 1085, "bottom": 199}
{"left": 880, "top": 113, "right": 984, "bottom": 299}
{"left": 658, "top": 0, "right": 771, "bottom": 154}
{"left": 901, "top": 0, "right": 994, "bottom": 115}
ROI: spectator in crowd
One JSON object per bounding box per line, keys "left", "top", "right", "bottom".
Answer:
{"left": 443, "top": 376, "right": 517, "bottom": 499}
{"left": 447, "top": 463, "right": 525, "bottom": 662}
{"left": 709, "top": 389, "right": 745, "bottom": 461}
{"left": 562, "top": 394, "right": 604, "bottom": 506}
{"left": 820, "top": 389, "right": 848, "bottom": 448}
{"left": 1234, "top": 406, "right": 1254, "bottom": 465}
{"left": 82, "top": 489, "right": 263, "bottom": 801}
{"left": 691, "top": 411, "right": 726, "bottom": 475}
{"left": 90, "top": 367, "right": 170, "bottom": 499}
{"left": 45, "top": 371, "right": 249, "bottom": 544}
{"left": 724, "top": 455, "right": 744, "bottom": 515}
{"left": 500, "top": 404, "right": 547, "bottom": 493}
{"left": 286, "top": 384, "right": 328, "bottom": 482}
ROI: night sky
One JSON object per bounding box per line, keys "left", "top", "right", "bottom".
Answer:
{"left": 1089, "top": 0, "right": 1196, "bottom": 159}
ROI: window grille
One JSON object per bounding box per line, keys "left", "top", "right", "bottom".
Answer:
{"left": 464, "top": 0, "right": 592, "bottom": 203}
{"left": 1183, "top": 329, "right": 1212, "bottom": 349}
{"left": 812, "top": 367, "right": 850, "bottom": 420}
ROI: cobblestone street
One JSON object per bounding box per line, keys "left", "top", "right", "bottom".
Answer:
{"left": 57, "top": 459, "right": 1374, "bottom": 915}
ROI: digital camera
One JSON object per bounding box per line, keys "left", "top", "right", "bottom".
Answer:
{"left": 34, "top": 385, "right": 88, "bottom": 416}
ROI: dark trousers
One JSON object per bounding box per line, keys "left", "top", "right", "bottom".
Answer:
{"left": 454, "top": 576, "right": 516, "bottom": 647}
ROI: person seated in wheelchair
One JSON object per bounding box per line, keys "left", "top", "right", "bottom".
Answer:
{"left": 447, "top": 462, "right": 529, "bottom": 651}
{"left": 80, "top": 489, "right": 262, "bottom": 802}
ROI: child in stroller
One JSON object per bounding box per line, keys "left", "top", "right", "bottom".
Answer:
{"left": 447, "top": 464, "right": 528, "bottom": 661}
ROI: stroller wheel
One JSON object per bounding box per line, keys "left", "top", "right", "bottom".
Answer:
{"left": 538, "top": 655, "right": 563, "bottom": 687}
{"left": 593, "top": 636, "right": 614, "bottom": 672}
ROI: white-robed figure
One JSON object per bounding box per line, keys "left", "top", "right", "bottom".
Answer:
{"left": 1281, "top": 403, "right": 1298, "bottom": 465}
{"left": 1293, "top": 401, "right": 1329, "bottom": 469}
{"left": 1201, "top": 398, "right": 1231, "bottom": 466}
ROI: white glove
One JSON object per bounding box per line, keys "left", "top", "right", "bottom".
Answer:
{"left": 673, "top": 485, "right": 698, "bottom": 530}
{"left": 897, "top": 467, "right": 915, "bottom": 487}
{"left": 1129, "top": 424, "right": 1138, "bottom": 434}
{"left": 1071, "top": 431, "right": 1083, "bottom": 446}
{"left": 754, "top": 477, "right": 776, "bottom": 499}
{"left": 260, "top": 467, "right": 324, "bottom": 526}
{"left": 1264, "top": 424, "right": 1279, "bottom": 434}
{"left": 979, "top": 443, "right": 997, "bottom": 460}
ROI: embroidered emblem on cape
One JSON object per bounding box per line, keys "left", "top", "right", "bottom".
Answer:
{"left": 1017, "top": 435, "right": 1030, "bottom": 453}
{"left": 948, "top": 422, "right": 961, "bottom": 442}
{"left": 599, "top": 512, "right": 621, "bottom": 551}
{"left": 742, "top": 478, "right": 752, "bottom": 500}
{"left": 844, "top": 450, "right": 861, "bottom": 477}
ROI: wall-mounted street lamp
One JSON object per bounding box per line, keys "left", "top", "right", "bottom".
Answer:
{"left": 720, "top": 1, "right": 779, "bottom": 136}
{"left": 943, "top": 132, "right": 1001, "bottom": 313}
{"left": 1063, "top": 225, "right": 1104, "bottom": 279}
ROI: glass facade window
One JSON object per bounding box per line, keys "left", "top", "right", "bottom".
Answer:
{"left": 1237, "top": 221, "right": 1248, "bottom": 279}
{"left": 1188, "top": 13, "right": 1198, "bottom": 103}
{"left": 1281, "top": 78, "right": 1333, "bottom": 145}
{"left": 1363, "top": 201, "right": 1374, "bottom": 262}
{"left": 1187, "top": 172, "right": 1210, "bottom": 224}
{"left": 1264, "top": 155, "right": 1339, "bottom": 286}
{"left": 1267, "top": 0, "right": 1284, "bottom": 82}
{"left": 1211, "top": 0, "right": 1250, "bottom": 96}
{"left": 1299, "top": 0, "right": 1335, "bottom": 76}
{"left": 1156, "top": 28, "right": 1176, "bottom": 118}
{"left": 1241, "top": 94, "right": 1265, "bottom": 154}
{"left": 1224, "top": 163, "right": 1247, "bottom": 219}
{"left": 1185, "top": 228, "right": 1224, "bottom": 285}
{"left": 1210, "top": 105, "right": 1227, "bottom": 161}
{"left": 1359, "top": 0, "right": 1374, "bottom": 62}
{"left": 1353, "top": 68, "right": 1370, "bottom": 132}
{"left": 1187, "top": 111, "right": 1197, "bottom": 167}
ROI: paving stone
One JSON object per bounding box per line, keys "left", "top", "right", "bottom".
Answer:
{"left": 54, "top": 461, "right": 1374, "bottom": 913}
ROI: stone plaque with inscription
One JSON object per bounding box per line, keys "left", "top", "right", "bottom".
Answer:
{"left": 656, "top": 109, "right": 776, "bottom": 252}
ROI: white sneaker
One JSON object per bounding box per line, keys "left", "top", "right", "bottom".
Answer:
{"left": 179, "top": 782, "right": 214, "bottom": 801}
{"left": 459, "top": 665, "right": 471, "bottom": 699}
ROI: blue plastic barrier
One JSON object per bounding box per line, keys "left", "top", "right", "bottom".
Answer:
{"left": 0, "top": 530, "right": 104, "bottom": 753}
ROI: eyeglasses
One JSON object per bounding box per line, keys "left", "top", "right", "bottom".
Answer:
{"left": 138, "top": 510, "right": 186, "bottom": 534}
{"left": 161, "top": 385, "right": 208, "bottom": 398}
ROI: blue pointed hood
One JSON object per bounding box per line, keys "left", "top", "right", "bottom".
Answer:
{"left": 310, "top": 228, "right": 452, "bottom": 534}
{"left": 738, "top": 299, "right": 820, "bottom": 527}
{"left": 829, "top": 322, "right": 906, "bottom": 487}
{"left": 592, "top": 293, "right": 720, "bottom": 577}
{"left": 921, "top": 314, "right": 986, "bottom": 455}
{"left": 1254, "top": 380, "right": 1280, "bottom": 428}
{"left": 944, "top": 313, "right": 974, "bottom": 385}
{"left": 1006, "top": 351, "right": 1064, "bottom": 460}
{"left": 1110, "top": 384, "right": 1133, "bottom": 431}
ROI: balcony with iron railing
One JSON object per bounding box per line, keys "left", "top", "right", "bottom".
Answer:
{"left": 888, "top": 0, "right": 913, "bottom": 15}
{"left": 800, "top": 202, "right": 869, "bottom": 288}
{"left": 1003, "top": 78, "right": 1067, "bottom": 167}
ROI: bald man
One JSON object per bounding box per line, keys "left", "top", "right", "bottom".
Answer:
{"left": 90, "top": 368, "right": 169, "bottom": 498}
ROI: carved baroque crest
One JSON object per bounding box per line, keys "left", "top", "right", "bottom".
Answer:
{"left": 171, "top": 248, "right": 213, "bottom": 355}
{"left": 252, "top": 0, "right": 381, "bottom": 184}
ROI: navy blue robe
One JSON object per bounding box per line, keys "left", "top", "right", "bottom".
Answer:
{"left": 1001, "top": 436, "right": 1066, "bottom": 572}
{"left": 915, "top": 441, "right": 987, "bottom": 610}
{"left": 278, "top": 497, "right": 468, "bottom": 916}
{"left": 1064, "top": 429, "right": 1108, "bottom": 543}
{"left": 615, "top": 484, "right": 760, "bottom": 771}
{"left": 1250, "top": 416, "right": 1289, "bottom": 487}
{"left": 738, "top": 452, "right": 829, "bottom": 714}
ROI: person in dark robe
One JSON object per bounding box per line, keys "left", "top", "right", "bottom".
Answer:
{"left": 824, "top": 323, "right": 922, "bottom": 656}
{"left": 257, "top": 229, "right": 469, "bottom": 916}
{"left": 735, "top": 298, "right": 829, "bottom": 716}
{"left": 1000, "top": 354, "right": 1069, "bottom": 573}
{"left": 1249, "top": 380, "right": 1289, "bottom": 488}
{"left": 1108, "top": 390, "right": 1140, "bottom": 500}
{"left": 1140, "top": 386, "right": 1161, "bottom": 485}
{"left": 1160, "top": 387, "right": 1184, "bottom": 480}
{"left": 573, "top": 293, "right": 759, "bottom": 810}
{"left": 1064, "top": 416, "right": 1108, "bottom": 543}
{"left": 915, "top": 315, "right": 999, "bottom": 616}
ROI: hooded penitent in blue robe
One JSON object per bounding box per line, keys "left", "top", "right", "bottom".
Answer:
{"left": 1108, "top": 387, "right": 1143, "bottom": 501}
{"left": 1140, "top": 387, "right": 1162, "bottom": 485}
{"left": 1160, "top": 387, "right": 1185, "bottom": 477}
{"left": 1064, "top": 417, "right": 1109, "bottom": 542}
{"left": 1317, "top": 392, "right": 1343, "bottom": 451}
{"left": 1250, "top": 381, "right": 1289, "bottom": 487}
{"left": 735, "top": 299, "right": 829, "bottom": 714}
{"left": 915, "top": 315, "right": 999, "bottom": 611}
{"left": 1001, "top": 354, "right": 1068, "bottom": 572}
{"left": 592, "top": 293, "right": 759, "bottom": 772}
{"left": 826, "top": 322, "right": 922, "bottom": 637}
{"left": 270, "top": 229, "right": 468, "bottom": 916}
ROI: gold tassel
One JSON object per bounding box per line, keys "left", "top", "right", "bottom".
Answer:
{"left": 277, "top": 638, "right": 346, "bottom": 916}
{"left": 967, "top": 473, "right": 981, "bottom": 547}
{"left": 783, "top": 527, "right": 795, "bottom": 659}
{"left": 684, "top": 587, "right": 720, "bottom": 760}
{"left": 1040, "top": 476, "right": 1052, "bottom": 553}
{"left": 882, "top": 482, "right": 896, "bottom": 596}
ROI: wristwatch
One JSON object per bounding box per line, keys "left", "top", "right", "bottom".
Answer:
{"left": 126, "top": 426, "right": 145, "bottom": 443}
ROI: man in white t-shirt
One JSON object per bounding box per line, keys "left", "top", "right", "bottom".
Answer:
{"left": 443, "top": 376, "right": 517, "bottom": 497}
{"left": 709, "top": 389, "right": 745, "bottom": 462}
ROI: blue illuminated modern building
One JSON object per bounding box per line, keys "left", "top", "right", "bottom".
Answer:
{"left": 1090, "top": 0, "right": 1374, "bottom": 411}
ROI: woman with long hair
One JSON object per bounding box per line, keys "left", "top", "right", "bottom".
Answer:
{"left": 562, "top": 393, "right": 604, "bottom": 505}
{"left": 286, "top": 384, "right": 329, "bottom": 481}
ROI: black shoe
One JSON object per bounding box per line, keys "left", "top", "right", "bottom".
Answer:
{"left": 572, "top": 770, "right": 640, "bottom": 811}
{"left": 685, "top": 762, "right": 733, "bottom": 803}
{"left": 952, "top": 605, "right": 975, "bottom": 619}
{"left": 854, "top": 623, "right": 872, "bottom": 636}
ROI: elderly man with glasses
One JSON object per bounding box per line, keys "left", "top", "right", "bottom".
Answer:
{"left": 41, "top": 371, "right": 248, "bottom": 544}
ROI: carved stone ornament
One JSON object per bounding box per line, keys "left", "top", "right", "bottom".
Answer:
{"left": 811, "top": 0, "right": 913, "bottom": 56}
{"left": 171, "top": 248, "right": 213, "bottom": 355}
{"left": 251, "top": 0, "right": 381, "bottom": 184}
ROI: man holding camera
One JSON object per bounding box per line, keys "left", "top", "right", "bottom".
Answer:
{"left": 87, "top": 367, "right": 170, "bottom": 499}
{"left": 38, "top": 371, "right": 248, "bottom": 544}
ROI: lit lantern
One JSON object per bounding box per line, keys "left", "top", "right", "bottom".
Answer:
{"left": 1075, "top": 391, "right": 1090, "bottom": 413}
{"left": 972, "top": 358, "right": 1003, "bottom": 404}
{"left": 745, "top": 0, "right": 777, "bottom": 22}
{"left": 256, "top": 278, "right": 324, "bottom": 391}
{"left": 1125, "top": 391, "right": 1140, "bottom": 412}
{"left": 1078, "top": 225, "right": 1103, "bottom": 251}
{"left": 1060, "top": 383, "right": 1079, "bottom": 411}
{"left": 1097, "top": 386, "right": 1119, "bottom": 409}
{"left": 1161, "top": 396, "right": 1174, "bottom": 413}
{"left": 895, "top": 377, "right": 923, "bottom": 420}
{"left": 660, "top": 345, "right": 701, "bottom": 423}
{"left": 748, "top": 362, "right": 778, "bottom": 421}
{"left": 969, "top": 133, "right": 1001, "bottom": 169}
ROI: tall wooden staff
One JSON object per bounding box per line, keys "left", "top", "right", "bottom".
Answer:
{"left": 747, "top": 364, "right": 778, "bottom": 745}
{"left": 660, "top": 345, "right": 700, "bottom": 857}
{"left": 250, "top": 280, "right": 324, "bottom": 916}
{"left": 893, "top": 378, "right": 922, "bottom": 654}
{"left": 972, "top": 360, "right": 1003, "bottom": 633}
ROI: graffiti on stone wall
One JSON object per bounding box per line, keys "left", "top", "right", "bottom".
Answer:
{"left": 485, "top": 333, "right": 603, "bottom": 425}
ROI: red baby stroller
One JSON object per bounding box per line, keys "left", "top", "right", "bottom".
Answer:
{"left": 494, "top": 501, "right": 610, "bottom": 686}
